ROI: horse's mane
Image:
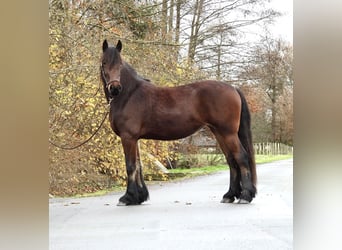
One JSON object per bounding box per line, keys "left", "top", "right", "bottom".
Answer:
{"left": 123, "top": 62, "right": 151, "bottom": 83}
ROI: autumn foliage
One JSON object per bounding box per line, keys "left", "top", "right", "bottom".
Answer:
{"left": 49, "top": 0, "right": 292, "bottom": 196}
{"left": 49, "top": 1, "right": 181, "bottom": 195}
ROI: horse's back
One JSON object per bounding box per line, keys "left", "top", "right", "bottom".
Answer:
{"left": 189, "top": 81, "right": 242, "bottom": 131}
{"left": 135, "top": 80, "right": 241, "bottom": 139}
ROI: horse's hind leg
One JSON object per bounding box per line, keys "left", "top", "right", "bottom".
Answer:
{"left": 212, "top": 130, "right": 255, "bottom": 203}
{"left": 221, "top": 155, "right": 242, "bottom": 203}
{"left": 224, "top": 134, "right": 256, "bottom": 203}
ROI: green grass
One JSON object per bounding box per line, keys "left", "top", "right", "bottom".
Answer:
{"left": 169, "top": 164, "right": 227, "bottom": 175}
{"left": 55, "top": 154, "right": 293, "bottom": 198}
{"left": 168, "top": 154, "right": 293, "bottom": 178}
{"left": 255, "top": 154, "right": 293, "bottom": 164}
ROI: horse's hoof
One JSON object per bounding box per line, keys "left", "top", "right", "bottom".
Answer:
{"left": 238, "top": 199, "right": 250, "bottom": 204}
{"left": 117, "top": 201, "right": 127, "bottom": 206}
{"left": 221, "top": 197, "right": 234, "bottom": 203}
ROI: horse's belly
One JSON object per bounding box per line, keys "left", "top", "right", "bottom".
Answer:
{"left": 141, "top": 119, "right": 203, "bottom": 141}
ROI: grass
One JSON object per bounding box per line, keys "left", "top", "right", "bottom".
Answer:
{"left": 168, "top": 154, "right": 293, "bottom": 178}
{"left": 53, "top": 154, "right": 293, "bottom": 198}
{"left": 168, "top": 164, "right": 227, "bottom": 175}
{"left": 255, "top": 154, "right": 293, "bottom": 164}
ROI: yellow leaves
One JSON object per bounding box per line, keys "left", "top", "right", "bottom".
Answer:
{"left": 57, "top": 132, "right": 65, "bottom": 137}
{"left": 72, "top": 176, "right": 79, "bottom": 183}
{"left": 49, "top": 0, "right": 185, "bottom": 196}
{"left": 55, "top": 89, "right": 63, "bottom": 95}
{"left": 176, "top": 66, "right": 183, "bottom": 76}
{"left": 85, "top": 97, "right": 96, "bottom": 109}
{"left": 111, "top": 27, "right": 122, "bottom": 36}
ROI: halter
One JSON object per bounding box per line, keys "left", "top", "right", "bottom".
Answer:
{"left": 100, "top": 64, "right": 122, "bottom": 96}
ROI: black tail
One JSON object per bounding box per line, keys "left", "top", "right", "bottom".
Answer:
{"left": 236, "top": 88, "right": 257, "bottom": 191}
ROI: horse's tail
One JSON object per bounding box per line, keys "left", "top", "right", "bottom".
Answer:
{"left": 236, "top": 88, "right": 257, "bottom": 191}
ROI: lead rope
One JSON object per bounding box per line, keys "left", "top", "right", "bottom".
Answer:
{"left": 49, "top": 109, "right": 109, "bottom": 150}
{"left": 49, "top": 64, "right": 117, "bottom": 150}
{"left": 49, "top": 71, "right": 111, "bottom": 150}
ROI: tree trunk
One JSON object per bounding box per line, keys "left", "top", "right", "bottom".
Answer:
{"left": 161, "top": 0, "right": 168, "bottom": 38}
{"left": 188, "top": 0, "right": 204, "bottom": 65}
{"left": 168, "top": 0, "right": 174, "bottom": 35}
{"left": 175, "top": 0, "right": 181, "bottom": 45}
{"left": 216, "top": 32, "right": 223, "bottom": 80}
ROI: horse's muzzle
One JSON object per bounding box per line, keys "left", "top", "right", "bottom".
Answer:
{"left": 108, "top": 82, "right": 122, "bottom": 96}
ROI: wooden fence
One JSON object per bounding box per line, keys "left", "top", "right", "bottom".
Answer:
{"left": 180, "top": 133, "right": 293, "bottom": 156}
{"left": 253, "top": 142, "right": 293, "bottom": 155}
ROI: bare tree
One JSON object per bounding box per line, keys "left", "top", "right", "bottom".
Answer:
{"left": 187, "top": 0, "right": 205, "bottom": 64}
{"left": 175, "top": 0, "right": 182, "bottom": 45}
{"left": 182, "top": 0, "right": 279, "bottom": 70}
{"left": 240, "top": 37, "right": 293, "bottom": 143}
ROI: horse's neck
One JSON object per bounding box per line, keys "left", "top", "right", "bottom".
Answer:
{"left": 121, "top": 64, "right": 143, "bottom": 93}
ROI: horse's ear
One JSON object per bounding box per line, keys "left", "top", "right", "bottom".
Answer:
{"left": 102, "top": 40, "right": 108, "bottom": 52}
{"left": 116, "top": 40, "right": 122, "bottom": 52}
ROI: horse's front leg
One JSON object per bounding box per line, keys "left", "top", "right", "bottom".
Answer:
{"left": 135, "top": 141, "right": 149, "bottom": 202}
{"left": 118, "top": 137, "right": 149, "bottom": 206}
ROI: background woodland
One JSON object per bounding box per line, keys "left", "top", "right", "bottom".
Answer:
{"left": 49, "top": 0, "right": 293, "bottom": 195}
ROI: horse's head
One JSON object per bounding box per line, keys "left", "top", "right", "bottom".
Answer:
{"left": 101, "top": 40, "right": 123, "bottom": 97}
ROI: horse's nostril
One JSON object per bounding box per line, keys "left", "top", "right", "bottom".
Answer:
{"left": 109, "top": 84, "right": 122, "bottom": 96}
{"left": 108, "top": 84, "right": 115, "bottom": 92}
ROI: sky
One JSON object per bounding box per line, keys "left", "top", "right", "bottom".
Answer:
{"left": 268, "top": 0, "right": 293, "bottom": 43}
{"left": 236, "top": 0, "right": 293, "bottom": 45}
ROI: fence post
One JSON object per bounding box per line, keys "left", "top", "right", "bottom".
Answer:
{"left": 253, "top": 142, "right": 293, "bottom": 155}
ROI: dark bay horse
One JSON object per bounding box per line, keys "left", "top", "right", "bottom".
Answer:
{"left": 100, "top": 40, "right": 257, "bottom": 205}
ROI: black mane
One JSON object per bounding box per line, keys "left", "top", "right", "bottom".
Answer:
{"left": 123, "top": 62, "right": 151, "bottom": 83}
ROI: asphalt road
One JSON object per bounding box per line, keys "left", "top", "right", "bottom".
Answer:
{"left": 49, "top": 159, "right": 293, "bottom": 250}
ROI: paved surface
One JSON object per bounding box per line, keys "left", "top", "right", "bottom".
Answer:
{"left": 49, "top": 159, "right": 293, "bottom": 250}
